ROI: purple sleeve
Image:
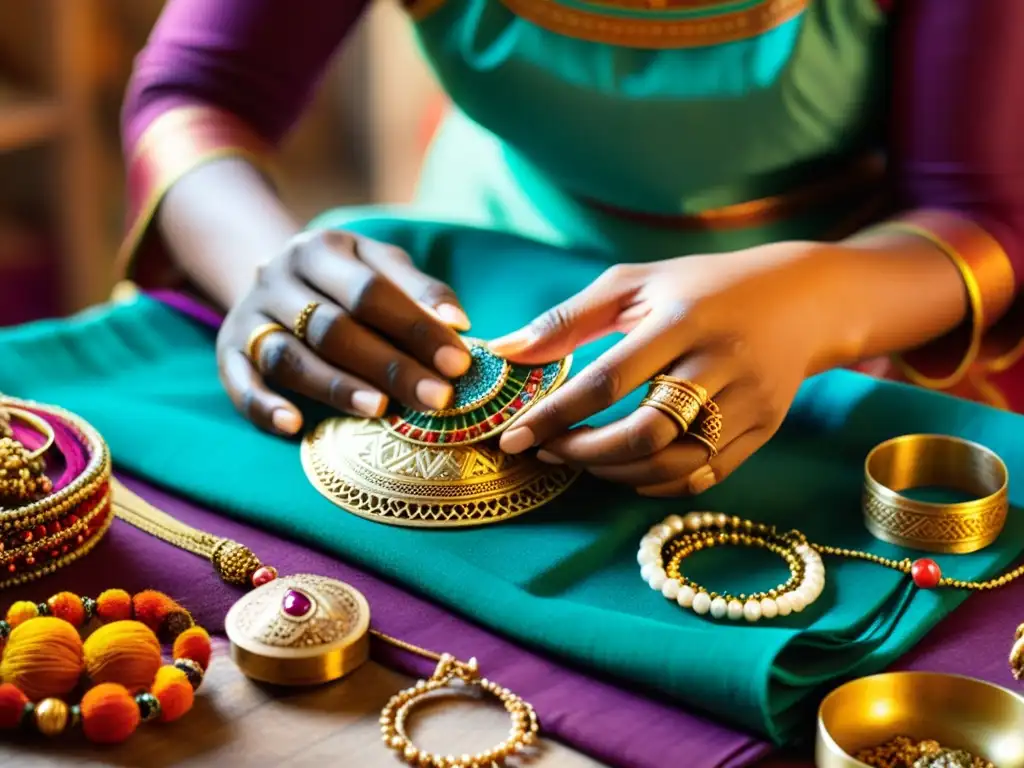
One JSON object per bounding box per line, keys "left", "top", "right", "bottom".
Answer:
{"left": 891, "top": 0, "right": 1024, "bottom": 285}
{"left": 122, "top": 0, "right": 366, "bottom": 147}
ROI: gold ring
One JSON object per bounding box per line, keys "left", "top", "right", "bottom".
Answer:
{"left": 293, "top": 301, "right": 321, "bottom": 343}
{"left": 4, "top": 406, "right": 56, "bottom": 460}
{"left": 686, "top": 400, "right": 722, "bottom": 458}
{"left": 863, "top": 434, "right": 1009, "bottom": 554}
{"left": 640, "top": 376, "right": 708, "bottom": 433}
{"left": 245, "top": 323, "right": 286, "bottom": 364}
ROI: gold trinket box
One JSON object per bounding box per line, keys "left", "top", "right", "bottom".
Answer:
{"left": 816, "top": 672, "right": 1024, "bottom": 767}
{"left": 301, "top": 340, "right": 580, "bottom": 527}
{"left": 224, "top": 574, "right": 372, "bottom": 686}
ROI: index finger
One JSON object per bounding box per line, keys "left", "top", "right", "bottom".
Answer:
{"left": 498, "top": 315, "right": 691, "bottom": 454}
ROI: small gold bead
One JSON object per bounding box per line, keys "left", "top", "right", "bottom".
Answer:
{"left": 389, "top": 735, "right": 404, "bottom": 750}
{"left": 34, "top": 698, "right": 69, "bottom": 737}
{"left": 404, "top": 745, "right": 419, "bottom": 762}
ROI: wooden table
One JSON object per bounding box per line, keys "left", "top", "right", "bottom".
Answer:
{"left": 0, "top": 640, "right": 809, "bottom": 767}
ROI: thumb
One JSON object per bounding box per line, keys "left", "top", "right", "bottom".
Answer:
{"left": 488, "top": 270, "right": 629, "bottom": 363}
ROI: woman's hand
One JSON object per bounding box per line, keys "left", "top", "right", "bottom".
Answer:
{"left": 218, "top": 229, "right": 473, "bottom": 436}
{"left": 489, "top": 243, "right": 854, "bottom": 496}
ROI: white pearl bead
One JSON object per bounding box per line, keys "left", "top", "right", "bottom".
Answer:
{"left": 760, "top": 598, "right": 779, "bottom": 620}
{"left": 788, "top": 591, "right": 807, "bottom": 613}
{"left": 692, "top": 592, "right": 712, "bottom": 615}
{"left": 701, "top": 512, "right": 717, "bottom": 528}
{"left": 640, "top": 563, "right": 657, "bottom": 582}
{"left": 796, "top": 585, "right": 815, "bottom": 605}
{"left": 684, "top": 513, "right": 703, "bottom": 531}
{"left": 661, "top": 579, "right": 681, "bottom": 600}
{"left": 775, "top": 594, "right": 792, "bottom": 616}
{"left": 639, "top": 535, "right": 660, "bottom": 549}
{"left": 727, "top": 600, "right": 744, "bottom": 621}
{"left": 677, "top": 585, "right": 696, "bottom": 608}
{"left": 665, "top": 514, "right": 685, "bottom": 532}
{"left": 714, "top": 513, "right": 730, "bottom": 528}
{"left": 637, "top": 548, "right": 658, "bottom": 566}
{"left": 795, "top": 544, "right": 809, "bottom": 556}
{"left": 648, "top": 570, "right": 668, "bottom": 591}
{"left": 649, "top": 524, "right": 672, "bottom": 540}
{"left": 710, "top": 597, "right": 728, "bottom": 619}
{"left": 743, "top": 600, "right": 762, "bottom": 622}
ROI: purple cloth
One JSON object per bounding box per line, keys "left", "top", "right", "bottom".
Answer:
{"left": 6, "top": 473, "right": 770, "bottom": 768}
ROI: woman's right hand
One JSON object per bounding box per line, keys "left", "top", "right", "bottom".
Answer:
{"left": 217, "top": 229, "right": 473, "bottom": 436}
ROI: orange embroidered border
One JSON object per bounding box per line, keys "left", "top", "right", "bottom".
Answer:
{"left": 492, "top": 0, "right": 807, "bottom": 49}
{"left": 879, "top": 211, "right": 1016, "bottom": 391}
{"left": 119, "top": 105, "right": 274, "bottom": 283}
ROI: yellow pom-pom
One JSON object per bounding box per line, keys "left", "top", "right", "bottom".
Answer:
{"left": 151, "top": 665, "right": 194, "bottom": 722}
{"left": 0, "top": 617, "right": 83, "bottom": 700}
{"left": 95, "top": 589, "right": 133, "bottom": 623}
{"left": 82, "top": 621, "right": 162, "bottom": 693}
{"left": 5, "top": 601, "right": 39, "bottom": 628}
{"left": 47, "top": 592, "right": 85, "bottom": 627}
{"left": 80, "top": 683, "right": 139, "bottom": 744}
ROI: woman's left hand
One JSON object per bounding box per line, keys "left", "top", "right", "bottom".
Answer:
{"left": 489, "top": 242, "right": 853, "bottom": 497}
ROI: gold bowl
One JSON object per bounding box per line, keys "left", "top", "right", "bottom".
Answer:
{"left": 816, "top": 672, "right": 1024, "bottom": 767}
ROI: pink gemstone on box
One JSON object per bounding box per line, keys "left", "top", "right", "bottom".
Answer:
{"left": 282, "top": 589, "right": 314, "bottom": 618}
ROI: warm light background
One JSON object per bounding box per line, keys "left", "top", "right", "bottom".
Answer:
{"left": 0, "top": 0, "right": 443, "bottom": 324}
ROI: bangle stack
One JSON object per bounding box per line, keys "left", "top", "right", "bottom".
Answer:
{"left": 0, "top": 397, "right": 113, "bottom": 590}
{"left": 638, "top": 512, "right": 825, "bottom": 622}
{"left": 0, "top": 588, "right": 210, "bottom": 744}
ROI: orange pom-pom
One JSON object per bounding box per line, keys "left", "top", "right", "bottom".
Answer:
{"left": 0, "top": 683, "right": 28, "bottom": 729}
{"left": 172, "top": 626, "right": 212, "bottom": 671}
{"left": 80, "top": 683, "right": 140, "bottom": 744}
{"left": 82, "top": 621, "right": 162, "bottom": 692}
{"left": 6, "top": 601, "right": 38, "bottom": 628}
{"left": 130, "top": 590, "right": 178, "bottom": 633}
{"left": 0, "top": 617, "right": 83, "bottom": 700}
{"left": 95, "top": 589, "right": 133, "bottom": 622}
{"left": 47, "top": 592, "right": 85, "bottom": 627}
{"left": 151, "top": 665, "right": 194, "bottom": 722}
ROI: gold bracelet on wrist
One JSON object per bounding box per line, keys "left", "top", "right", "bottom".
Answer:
{"left": 863, "top": 434, "right": 1008, "bottom": 554}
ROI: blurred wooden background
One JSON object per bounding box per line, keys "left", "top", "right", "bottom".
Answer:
{"left": 0, "top": 0, "right": 442, "bottom": 323}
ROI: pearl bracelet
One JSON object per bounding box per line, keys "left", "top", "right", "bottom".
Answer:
{"left": 637, "top": 512, "right": 826, "bottom": 622}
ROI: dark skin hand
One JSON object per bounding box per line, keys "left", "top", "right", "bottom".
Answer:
{"left": 217, "top": 229, "right": 473, "bottom": 436}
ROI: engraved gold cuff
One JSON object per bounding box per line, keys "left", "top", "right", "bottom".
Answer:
{"left": 863, "top": 434, "right": 1009, "bottom": 554}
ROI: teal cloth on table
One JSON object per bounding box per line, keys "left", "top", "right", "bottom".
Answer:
{"left": 2, "top": 221, "right": 1022, "bottom": 745}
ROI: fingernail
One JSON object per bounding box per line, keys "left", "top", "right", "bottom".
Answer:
{"left": 272, "top": 409, "right": 302, "bottom": 435}
{"left": 351, "top": 390, "right": 387, "bottom": 418}
{"left": 437, "top": 303, "right": 471, "bottom": 331}
{"left": 536, "top": 449, "right": 564, "bottom": 465}
{"left": 688, "top": 466, "right": 717, "bottom": 495}
{"left": 488, "top": 330, "right": 535, "bottom": 357}
{"left": 500, "top": 426, "right": 536, "bottom": 454}
{"left": 416, "top": 379, "right": 453, "bottom": 410}
{"left": 434, "top": 345, "right": 472, "bottom": 378}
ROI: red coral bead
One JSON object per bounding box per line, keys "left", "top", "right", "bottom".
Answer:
{"left": 911, "top": 558, "right": 942, "bottom": 589}
{"left": 251, "top": 566, "right": 278, "bottom": 588}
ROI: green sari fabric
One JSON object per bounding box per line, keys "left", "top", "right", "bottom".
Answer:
{"left": 2, "top": 222, "right": 1021, "bottom": 744}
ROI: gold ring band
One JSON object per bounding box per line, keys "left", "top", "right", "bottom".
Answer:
{"left": 293, "top": 301, "right": 320, "bottom": 343}
{"left": 245, "top": 323, "right": 286, "bottom": 364}
{"left": 640, "top": 376, "right": 708, "bottom": 433}
{"left": 4, "top": 407, "right": 56, "bottom": 460}
{"left": 863, "top": 434, "right": 1009, "bottom": 554}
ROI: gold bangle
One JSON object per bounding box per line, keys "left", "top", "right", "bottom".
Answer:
{"left": 863, "top": 434, "right": 1008, "bottom": 554}
{"left": 244, "top": 322, "right": 286, "bottom": 364}
{"left": 4, "top": 407, "right": 56, "bottom": 460}
{"left": 293, "top": 301, "right": 320, "bottom": 344}
{"left": 640, "top": 376, "right": 707, "bottom": 433}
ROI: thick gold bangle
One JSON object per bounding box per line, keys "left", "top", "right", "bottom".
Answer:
{"left": 3, "top": 406, "right": 56, "bottom": 460}
{"left": 863, "top": 434, "right": 1008, "bottom": 554}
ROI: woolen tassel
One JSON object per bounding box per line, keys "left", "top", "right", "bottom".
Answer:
{"left": 95, "top": 589, "right": 133, "bottom": 622}
{"left": 82, "top": 621, "right": 161, "bottom": 692}
{"left": 151, "top": 665, "right": 193, "bottom": 722}
{"left": 0, "top": 682, "right": 28, "bottom": 729}
{"left": 172, "top": 626, "right": 212, "bottom": 671}
{"left": 80, "top": 683, "right": 140, "bottom": 744}
{"left": 0, "top": 617, "right": 83, "bottom": 700}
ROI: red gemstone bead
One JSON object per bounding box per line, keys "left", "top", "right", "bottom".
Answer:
{"left": 251, "top": 565, "right": 278, "bottom": 588}
{"left": 425, "top": 432, "right": 437, "bottom": 443}
{"left": 911, "top": 558, "right": 942, "bottom": 589}
{"left": 66, "top": 515, "right": 79, "bottom": 527}
{"left": 453, "top": 430, "right": 466, "bottom": 443}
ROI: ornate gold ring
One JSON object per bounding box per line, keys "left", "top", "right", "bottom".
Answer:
{"left": 640, "top": 375, "right": 708, "bottom": 433}
{"left": 293, "top": 301, "right": 320, "bottom": 344}
{"left": 863, "top": 434, "right": 1008, "bottom": 554}
{"left": 244, "top": 322, "right": 286, "bottom": 365}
